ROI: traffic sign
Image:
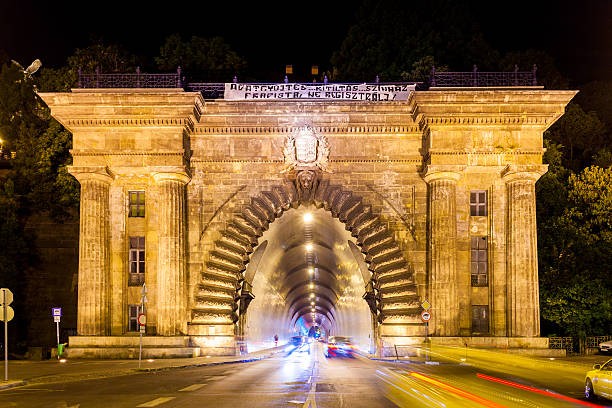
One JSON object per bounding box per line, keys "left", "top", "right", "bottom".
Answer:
{"left": 0, "top": 306, "right": 14, "bottom": 322}
{"left": 420, "top": 310, "right": 431, "bottom": 322}
{"left": 52, "top": 307, "right": 62, "bottom": 317}
{"left": 421, "top": 300, "right": 431, "bottom": 311}
{"left": 139, "top": 325, "right": 145, "bottom": 334}
{"left": 54, "top": 315, "right": 60, "bottom": 323}
{"left": 137, "top": 313, "right": 146, "bottom": 326}
{"left": 0, "top": 288, "right": 13, "bottom": 306}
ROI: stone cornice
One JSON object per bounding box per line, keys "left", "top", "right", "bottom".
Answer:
{"left": 71, "top": 149, "right": 185, "bottom": 156}
{"left": 64, "top": 118, "right": 195, "bottom": 129}
{"left": 152, "top": 171, "right": 191, "bottom": 184}
{"left": 193, "top": 125, "right": 421, "bottom": 134}
{"left": 420, "top": 116, "right": 550, "bottom": 126}
{"left": 189, "top": 158, "right": 423, "bottom": 164}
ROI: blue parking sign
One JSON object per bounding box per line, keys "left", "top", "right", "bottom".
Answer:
{"left": 52, "top": 307, "right": 61, "bottom": 317}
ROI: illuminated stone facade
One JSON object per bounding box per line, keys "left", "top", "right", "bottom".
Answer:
{"left": 40, "top": 88, "right": 575, "bottom": 356}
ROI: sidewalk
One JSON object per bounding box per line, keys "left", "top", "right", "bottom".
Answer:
{"left": 0, "top": 345, "right": 289, "bottom": 390}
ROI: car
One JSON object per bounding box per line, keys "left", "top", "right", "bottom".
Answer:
{"left": 599, "top": 340, "right": 612, "bottom": 354}
{"left": 325, "top": 336, "right": 355, "bottom": 358}
{"left": 585, "top": 358, "right": 612, "bottom": 400}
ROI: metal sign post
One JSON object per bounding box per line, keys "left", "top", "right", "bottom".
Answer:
{"left": 1, "top": 288, "right": 14, "bottom": 381}
{"left": 138, "top": 283, "right": 147, "bottom": 369}
{"left": 52, "top": 308, "right": 62, "bottom": 359}
{"left": 421, "top": 300, "right": 431, "bottom": 362}
{"left": 3, "top": 290, "right": 7, "bottom": 381}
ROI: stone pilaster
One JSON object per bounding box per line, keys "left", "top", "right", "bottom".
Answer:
{"left": 69, "top": 167, "right": 113, "bottom": 335}
{"left": 153, "top": 172, "right": 190, "bottom": 336}
{"left": 503, "top": 165, "right": 547, "bottom": 337}
{"left": 423, "top": 168, "right": 461, "bottom": 336}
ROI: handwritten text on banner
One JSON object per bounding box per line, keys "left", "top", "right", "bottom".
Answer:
{"left": 224, "top": 83, "right": 415, "bottom": 101}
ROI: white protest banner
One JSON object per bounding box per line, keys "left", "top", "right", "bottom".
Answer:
{"left": 224, "top": 83, "right": 415, "bottom": 101}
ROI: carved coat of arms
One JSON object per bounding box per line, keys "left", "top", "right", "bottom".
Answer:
{"left": 282, "top": 126, "right": 330, "bottom": 172}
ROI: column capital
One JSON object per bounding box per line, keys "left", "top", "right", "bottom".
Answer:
{"left": 152, "top": 170, "right": 191, "bottom": 185}
{"left": 422, "top": 165, "right": 463, "bottom": 183}
{"left": 67, "top": 166, "right": 114, "bottom": 184}
{"left": 501, "top": 164, "right": 548, "bottom": 183}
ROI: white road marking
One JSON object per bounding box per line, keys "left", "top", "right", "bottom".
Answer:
{"left": 178, "top": 383, "right": 207, "bottom": 392}
{"left": 302, "top": 382, "right": 317, "bottom": 408}
{"left": 136, "top": 397, "right": 176, "bottom": 407}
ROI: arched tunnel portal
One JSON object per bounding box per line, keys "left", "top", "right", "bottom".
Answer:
{"left": 192, "top": 177, "right": 424, "bottom": 355}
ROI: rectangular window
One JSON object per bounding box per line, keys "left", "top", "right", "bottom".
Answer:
{"left": 471, "top": 237, "right": 488, "bottom": 287}
{"left": 128, "top": 236, "right": 145, "bottom": 286}
{"left": 472, "top": 305, "right": 489, "bottom": 334}
{"left": 128, "top": 305, "right": 143, "bottom": 332}
{"left": 470, "top": 190, "right": 487, "bottom": 216}
{"left": 128, "top": 191, "right": 145, "bottom": 217}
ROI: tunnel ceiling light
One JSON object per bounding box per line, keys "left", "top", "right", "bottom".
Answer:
{"left": 303, "top": 212, "right": 313, "bottom": 223}
{"left": 310, "top": 293, "right": 315, "bottom": 298}
{"left": 310, "top": 301, "right": 314, "bottom": 305}
{"left": 308, "top": 267, "right": 314, "bottom": 274}
{"left": 305, "top": 243, "right": 313, "bottom": 251}
{"left": 309, "top": 283, "right": 314, "bottom": 289}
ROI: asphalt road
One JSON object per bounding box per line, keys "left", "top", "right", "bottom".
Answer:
{"left": 0, "top": 343, "right": 610, "bottom": 408}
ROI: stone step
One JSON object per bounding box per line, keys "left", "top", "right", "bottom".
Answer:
{"left": 226, "top": 223, "right": 257, "bottom": 245}
{"left": 197, "top": 286, "right": 234, "bottom": 300}
{"left": 209, "top": 251, "right": 244, "bottom": 272}
{"left": 193, "top": 298, "right": 235, "bottom": 312}
{"left": 199, "top": 277, "right": 236, "bottom": 292}
{"left": 191, "top": 310, "right": 235, "bottom": 325}
{"left": 378, "top": 278, "right": 415, "bottom": 291}
{"left": 65, "top": 347, "right": 200, "bottom": 359}
{"left": 69, "top": 336, "right": 191, "bottom": 348}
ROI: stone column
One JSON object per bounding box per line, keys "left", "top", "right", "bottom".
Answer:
{"left": 424, "top": 170, "right": 461, "bottom": 336}
{"left": 69, "top": 167, "right": 113, "bottom": 335}
{"left": 153, "top": 172, "right": 190, "bottom": 336}
{"left": 503, "top": 166, "right": 546, "bottom": 337}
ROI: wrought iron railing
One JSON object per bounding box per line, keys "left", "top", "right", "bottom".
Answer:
{"left": 548, "top": 337, "right": 574, "bottom": 351}
{"left": 430, "top": 65, "right": 537, "bottom": 87}
{"left": 587, "top": 335, "right": 612, "bottom": 349}
{"left": 78, "top": 67, "right": 183, "bottom": 88}
{"left": 76, "top": 66, "right": 538, "bottom": 93}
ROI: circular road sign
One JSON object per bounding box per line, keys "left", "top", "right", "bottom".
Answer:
{"left": 0, "top": 305, "right": 15, "bottom": 322}
{"left": 137, "top": 313, "right": 146, "bottom": 326}
{"left": 420, "top": 310, "right": 431, "bottom": 322}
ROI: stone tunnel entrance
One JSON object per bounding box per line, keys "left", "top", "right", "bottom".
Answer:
{"left": 190, "top": 176, "right": 423, "bottom": 356}
{"left": 243, "top": 206, "right": 375, "bottom": 353}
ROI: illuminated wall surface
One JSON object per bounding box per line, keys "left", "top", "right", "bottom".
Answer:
{"left": 246, "top": 207, "right": 373, "bottom": 352}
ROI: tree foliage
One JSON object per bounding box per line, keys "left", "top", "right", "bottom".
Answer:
{"left": 537, "top": 164, "right": 612, "bottom": 337}
{"left": 155, "top": 34, "right": 246, "bottom": 81}
{"left": 330, "top": 0, "right": 498, "bottom": 81}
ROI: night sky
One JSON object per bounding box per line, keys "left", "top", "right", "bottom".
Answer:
{"left": 0, "top": 0, "right": 610, "bottom": 84}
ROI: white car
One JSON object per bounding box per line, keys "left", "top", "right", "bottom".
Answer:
{"left": 585, "top": 358, "right": 612, "bottom": 400}
{"left": 599, "top": 340, "right": 612, "bottom": 354}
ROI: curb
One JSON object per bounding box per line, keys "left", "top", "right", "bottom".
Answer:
{"left": 136, "top": 352, "right": 277, "bottom": 373}
{"left": 0, "top": 380, "right": 27, "bottom": 391}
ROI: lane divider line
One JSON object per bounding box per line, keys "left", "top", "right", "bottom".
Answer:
{"left": 476, "top": 373, "right": 604, "bottom": 408}
{"left": 178, "top": 383, "right": 207, "bottom": 392}
{"left": 136, "top": 397, "right": 176, "bottom": 407}
{"left": 409, "top": 372, "right": 507, "bottom": 408}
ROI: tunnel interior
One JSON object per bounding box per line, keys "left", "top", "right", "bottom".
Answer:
{"left": 244, "top": 206, "right": 374, "bottom": 352}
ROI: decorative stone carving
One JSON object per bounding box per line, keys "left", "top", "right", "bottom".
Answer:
{"left": 296, "top": 169, "right": 318, "bottom": 203}
{"left": 282, "top": 126, "right": 330, "bottom": 173}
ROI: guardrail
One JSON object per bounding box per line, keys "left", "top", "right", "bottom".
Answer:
{"left": 587, "top": 336, "right": 612, "bottom": 349}
{"left": 548, "top": 337, "right": 574, "bottom": 351}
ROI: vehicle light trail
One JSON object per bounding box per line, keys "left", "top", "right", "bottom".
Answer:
{"left": 476, "top": 373, "right": 604, "bottom": 408}
{"left": 409, "top": 372, "right": 507, "bottom": 408}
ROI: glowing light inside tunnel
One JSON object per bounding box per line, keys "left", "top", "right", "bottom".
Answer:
{"left": 305, "top": 243, "right": 313, "bottom": 251}
{"left": 310, "top": 301, "right": 314, "bottom": 305}
{"left": 308, "top": 267, "right": 314, "bottom": 274}
{"left": 303, "top": 212, "right": 313, "bottom": 222}
{"left": 309, "top": 283, "right": 314, "bottom": 289}
{"left": 310, "top": 293, "right": 314, "bottom": 298}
